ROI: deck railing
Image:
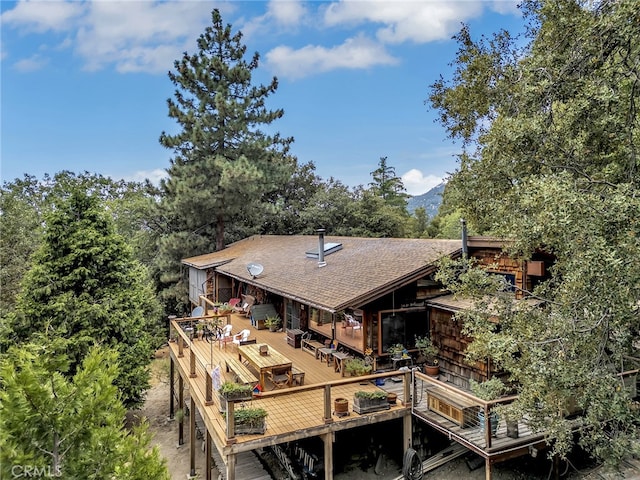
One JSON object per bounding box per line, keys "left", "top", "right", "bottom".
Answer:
{"left": 412, "top": 370, "right": 518, "bottom": 450}
{"left": 169, "top": 317, "right": 412, "bottom": 444}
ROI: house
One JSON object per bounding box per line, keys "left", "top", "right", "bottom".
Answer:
{"left": 182, "top": 232, "right": 552, "bottom": 387}
{"left": 172, "top": 232, "right": 568, "bottom": 480}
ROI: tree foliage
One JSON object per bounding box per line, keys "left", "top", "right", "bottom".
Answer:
{"left": 0, "top": 172, "right": 156, "bottom": 316}
{"left": 7, "top": 190, "right": 162, "bottom": 408}
{"left": 0, "top": 343, "right": 169, "bottom": 480}
{"left": 369, "top": 156, "right": 409, "bottom": 209}
{"left": 430, "top": 0, "right": 640, "bottom": 465}
{"left": 156, "top": 8, "right": 294, "bottom": 313}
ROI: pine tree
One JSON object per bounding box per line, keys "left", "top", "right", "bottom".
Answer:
{"left": 369, "top": 156, "right": 409, "bottom": 209}
{"left": 0, "top": 343, "right": 169, "bottom": 479}
{"left": 10, "top": 190, "right": 161, "bottom": 408}
{"left": 157, "top": 9, "right": 294, "bottom": 312}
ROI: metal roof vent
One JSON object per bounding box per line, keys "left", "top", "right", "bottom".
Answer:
{"left": 305, "top": 229, "right": 342, "bottom": 266}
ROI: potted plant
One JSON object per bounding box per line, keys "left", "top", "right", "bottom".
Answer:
{"left": 224, "top": 406, "right": 268, "bottom": 435}
{"left": 264, "top": 315, "right": 282, "bottom": 332}
{"left": 334, "top": 397, "right": 349, "bottom": 415}
{"left": 344, "top": 357, "right": 372, "bottom": 377}
{"left": 388, "top": 343, "right": 405, "bottom": 360}
{"left": 219, "top": 381, "right": 253, "bottom": 401}
{"left": 353, "top": 390, "right": 390, "bottom": 414}
{"left": 470, "top": 377, "right": 506, "bottom": 437}
{"left": 415, "top": 335, "right": 439, "bottom": 376}
{"left": 196, "top": 323, "right": 204, "bottom": 340}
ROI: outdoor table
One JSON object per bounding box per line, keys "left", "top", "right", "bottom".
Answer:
{"left": 238, "top": 343, "right": 292, "bottom": 390}
{"left": 331, "top": 351, "right": 350, "bottom": 376}
{"left": 318, "top": 347, "right": 334, "bottom": 366}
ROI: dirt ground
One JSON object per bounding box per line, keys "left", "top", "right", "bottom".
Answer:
{"left": 136, "top": 348, "right": 619, "bottom": 480}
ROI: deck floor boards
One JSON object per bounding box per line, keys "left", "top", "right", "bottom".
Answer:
{"left": 170, "top": 312, "right": 555, "bottom": 469}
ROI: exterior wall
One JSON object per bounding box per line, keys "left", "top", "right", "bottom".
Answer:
{"left": 188, "top": 267, "right": 208, "bottom": 306}
{"left": 430, "top": 307, "right": 496, "bottom": 390}
{"left": 470, "top": 248, "right": 529, "bottom": 299}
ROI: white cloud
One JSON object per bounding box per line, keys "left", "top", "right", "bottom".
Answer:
{"left": 267, "top": 0, "right": 307, "bottom": 26}
{"left": 76, "top": 1, "right": 216, "bottom": 73}
{"left": 401, "top": 169, "right": 443, "bottom": 196}
{"left": 13, "top": 54, "right": 48, "bottom": 72}
{"left": 128, "top": 168, "right": 168, "bottom": 186}
{"left": 324, "top": 1, "right": 484, "bottom": 44}
{"left": 2, "top": 0, "right": 218, "bottom": 74}
{"left": 490, "top": 1, "right": 520, "bottom": 16}
{"left": 266, "top": 34, "right": 398, "bottom": 79}
{"left": 1, "top": 0, "right": 86, "bottom": 33}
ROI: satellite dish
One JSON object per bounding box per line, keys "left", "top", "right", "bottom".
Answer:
{"left": 247, "top": 263, "right": 264, "bottom": 279}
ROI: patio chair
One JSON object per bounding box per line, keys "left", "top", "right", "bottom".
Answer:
{"left": 217, "top": 324, "right": 234, "bottom": 349}
{"left": 268, "top": 366, "right": 291, "bottom": 390}
{"left": 232, "top": 329, "right": 251, "bottom": 348}
{"left": 344, "top": 314, "right": 362, "bottom": 337}
{"left": 234, "top": 294, "right": 256, "bottom": 317}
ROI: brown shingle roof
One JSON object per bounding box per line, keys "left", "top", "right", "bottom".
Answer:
{"left": 183, "top": 235, "right": 462, "bottom": 312}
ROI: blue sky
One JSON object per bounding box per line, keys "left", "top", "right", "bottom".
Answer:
{"left": 1, "top": 1, "right": 525, "bottom": 195}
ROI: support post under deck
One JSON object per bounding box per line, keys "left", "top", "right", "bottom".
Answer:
{"left": 190, "top": 397, "right": 196, "bottom": 478}
{"left": 178, "top": 375, "right": 184, "bottom": 446}
{"left": 323, "top": 432, "right": 333, "bottom": 480}
{"left": 205, "top": 430, "right": 212, "bottom": 480}
{"left": 169, "top": 358, "right": 175, "bottom": 419}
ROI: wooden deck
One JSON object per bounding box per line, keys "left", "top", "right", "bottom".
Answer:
{"left": 411, "top": 371, "right": 548, "bottom": 462}
{"left": 168, "top": 313, "right": 412, "bottom": 479}
{"left": 168, "top": 312, "right": 580, "bottom": 479}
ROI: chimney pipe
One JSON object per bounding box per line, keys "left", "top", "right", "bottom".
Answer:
{"left": 317, "top": 228, "right": 326, "bottom": 267}
{"left": 460, "top": 218, "right": 468, "bottom": 259}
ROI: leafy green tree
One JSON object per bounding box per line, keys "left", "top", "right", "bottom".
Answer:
{"left": 409, "top": 206, "right": 429, "bottom": 238}
{"left": 0, "top": 173, "right": 157, "bottom": 316}
{"left": 430, "top": 0, "right": 640, "bottom": 465}
{"left": 156, "top": 8, "right": 294, "bottom": 312}
{"left": 351, "top": 189, "right": 408, "bottom": 237}
{"left": 298, "top": 178, "right": 359, "bottom": 235}
{"left": 369, "top": 156, "right": 409, "bottom": 209}
{"left": 0, "top": 175, "right": 44, "bottom": 316}
{"left": 8, "top": 190, "right": 161, "bottom": 407}
{"left": 261, "top": 161, "right": 323, "bottom": 235}
{"left": 0, "top": 342, "right": 169, "bottom": 479}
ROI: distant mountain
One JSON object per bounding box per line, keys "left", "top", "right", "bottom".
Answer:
{"left": 407, "top": 182, "right": 445, "bottom": 216}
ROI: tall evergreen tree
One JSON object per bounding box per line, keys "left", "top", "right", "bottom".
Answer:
{"left": 0, "top": 343, "right": 169, "bottom": 479}
{"left": 157, "top": 9, "right": 294, "bottom": 312}
{"left": 8, "top": 190, "right": 161, "bottom": 408}
{"left": 430, "top": 0, "right": 639, "bottom": 465}
{"left": 369, "top": 156, "right": 409, "bottom": 209}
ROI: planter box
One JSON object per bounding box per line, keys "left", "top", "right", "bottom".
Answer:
{"left": 353, "top": 396, "right": 390, "bottom": 414}
{"left": 235, "top": 421, "right": 266, "bottom": 435}
{"left": 219, "top": 392, "right": 253, "bottom": 412}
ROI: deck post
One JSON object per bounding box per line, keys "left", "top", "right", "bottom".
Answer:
{"left": 190, "top": 348, "right": 197, "bottom": 378}
{"left": 178, "top": 375, "right": 184, "bottom": 445}
{"left": 483, "top": 405, "right": 492, "bottom": 448}
{"left": 178, "top": 335, "right": 184, "bottom": 357}
{"left": 226, "top": 453, "right": 236, "bottom": 480}
{"left": 226, "top": 399, "right": 236, "bottom": 444}
{"left": 169, "top": 358, "right": 175, "bottom": 419}
{"left": 403, "top": 411, "right": 412, "bottom": 452}
{"left": 323, "top": 432, "right": 333, "bottom": 480}
{"left": 205, "top": 368, "right": 213, "bottom": 405}
{"left": 323, "top": 384, "right": 333, "bottom": 424}
{"left": 190, "top": 397, "right": 196, "bottom": 478}
{"left": 206, "top": 430, "right": 212, "bottom": 480}
{"left": 485, "top": 458, "right": 492, "bottom": 480}
{"left": 403, "top": 370, "right": 412, "bottom": 407}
